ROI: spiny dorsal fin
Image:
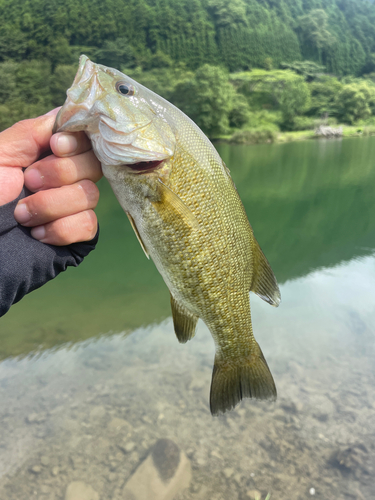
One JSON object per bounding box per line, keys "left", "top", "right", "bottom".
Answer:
{"left": 250, "top": 237, "right": 281, "bottom": 307}
{"left": 210, "top": 342, "right": 277, "bottom": 416}
{"left": 170, "top": 294, "right": 199, "bottom": 344}
{"left": 125, "top": 211, "right": 149, "bottom": 259}
{"left": 154, "top": 179, "right": 200, "bottom": 230}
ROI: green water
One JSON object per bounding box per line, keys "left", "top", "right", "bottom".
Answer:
{"left": 1, "top": 137, "right": 375, "bottom": 499}
{"left": 1, "top": 137, "right": 375, "bottom": 358}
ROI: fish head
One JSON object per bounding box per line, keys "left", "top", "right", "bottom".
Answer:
{"left": 53, "top": 55, "right": 176, "bottom": 169}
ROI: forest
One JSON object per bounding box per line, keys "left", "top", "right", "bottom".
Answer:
{"left": 1, "top": 0, "right": 375, "bottom": 140}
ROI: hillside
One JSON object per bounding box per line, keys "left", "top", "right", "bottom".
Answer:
{"left": 1, "top": 0, "right": 375, "bottom": 74}
{"left": 1, "top": 0, "right": 375, "bottom": 137}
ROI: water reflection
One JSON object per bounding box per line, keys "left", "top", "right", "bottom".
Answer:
{"left": 1, "top": 137, "right": 375, "bottom": 499}
{"left": 1, "top": 254, "right": 374, "bottom": 499}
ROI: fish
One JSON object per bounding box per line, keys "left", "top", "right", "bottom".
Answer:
{"left": 53, "top": 55, "right": 281, "bottom": 415}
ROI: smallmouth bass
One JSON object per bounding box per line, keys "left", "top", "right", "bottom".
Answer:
{"left": 54, "top": 56, "right": 281, "bottom": 415}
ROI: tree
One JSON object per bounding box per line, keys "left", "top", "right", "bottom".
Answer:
{"left": 229, "top": 93, "right": 251, "bottom": 128}
{"left": 276, "top": 78, "right": 311, "bottom": 129}
{"left": 171, "top": 64, "right": 236, "bottom": 137}
{"left": 280, "top": 60, "right": 326, "bottom": 81}
{"left": 335, "top": 82, "right": 375, "bottom": 124}
{"left": 207, "top": 0, "right": 247, "bottom": 27}
{"left": 361, "top": 53, "right": 375, "bottom": 76}
{"left": 50, "top": 64, "right": 78, "bottom": 107}
{"left": 308, "top": 76, "right": 343, "bottom": 117}
{"left": 296, "top": 9, "right": 336, "bottom": 54}
{"left": 95, "top": 38, "right": 137, "bottom": 68}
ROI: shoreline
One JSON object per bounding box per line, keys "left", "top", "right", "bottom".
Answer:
{"left": 215, "top": 125, "right": 375, "bottom": 146}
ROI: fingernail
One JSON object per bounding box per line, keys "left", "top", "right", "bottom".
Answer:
{"left": 24, "top": 169, "right": 44, "bottom": 191}
{"left": 31, "top": 226, "right": 46, "bottom": 241}
{"left": 56, "top": 134, "right": 78, "bottom": 156}
{"left": 45, "top": 107, "right": 61, "bottom": 116}
{"left": 14, "top": 203, "right": 32, "bottom": 224}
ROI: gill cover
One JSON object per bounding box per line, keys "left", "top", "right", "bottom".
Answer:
{"left": 54, "top": 55, "right": 176, "bottom": 166}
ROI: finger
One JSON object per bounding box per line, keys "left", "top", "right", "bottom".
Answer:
{"left": 0, "top": 166, "right": 24, "bottom": 205}
{"left": 50, "top": 131, "right": 92, "bottom": 158}
{"left": 24, "top": 150, "right": 102, "bottom": 192}
{"left": 14, "top": 180, "right": 99, "bottom": 227}
{"left": 30, "top": 210, "right": 98, "bottom": 246}
{"left": 0, "top": 109, "right": 59, "bottom": 169}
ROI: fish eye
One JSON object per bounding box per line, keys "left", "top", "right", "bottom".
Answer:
{"left": 116, "top": 81, "right": 135, "bottom": 96}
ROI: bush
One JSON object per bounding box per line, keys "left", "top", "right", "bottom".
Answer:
{"left": 308, "top": 76, "right": 343, "bottom": 117}
{"left": 230, "top": 126, "right": 278, "bottom": 144}
{"left": 246, "top": 110, "right": 282, "bottom": 129}
{"left": 290, "top": 116, "right": 316, "bottom": 130}
{"left": 335, "top": 82, "right": 375, "bottom": 124}
{"left": 229, "top": 94, "right": 251, "bottom": 128}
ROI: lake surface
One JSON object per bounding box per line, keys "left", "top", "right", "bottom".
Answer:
{"left": 1, "top": 137, "right": 374, "bottom": 500}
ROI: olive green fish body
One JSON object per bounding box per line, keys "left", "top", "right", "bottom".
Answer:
{"left": 55, "top": 56, "right": 281, "bottom": 415}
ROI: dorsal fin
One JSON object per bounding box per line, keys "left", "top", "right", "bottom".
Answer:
{"left": 125, "top": 211, "right": 149, "bottom": 259}
{"left": 250, "top": 238, "right": 281, "bottom": 307}
{"left": 170, "top": 294, "right": 199, "bottom": 344}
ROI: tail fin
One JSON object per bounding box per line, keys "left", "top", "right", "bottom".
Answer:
{"left": 209, "top": 343, "right": 276, "bottom": 415}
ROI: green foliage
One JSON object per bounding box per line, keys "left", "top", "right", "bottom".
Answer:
{"left": 262, "top": 58, "right": 273, "bottom": 71}
{"left": 296, "top": 9, "right": 336, "bottom": 53}
{"left": 142, "top": 51, "right": 174, "bottom": 71}
{"left": 124, "top": 65, "right": 194, "bottom": 102}
{"left": 230, "top": 127, "right": 277, "bottom": 145}
{"left": 95, "top": 38, "right": 137, "bottom": 69}
{"left": 228, "top": 94, "right": 251, "bottom": 128}
{"left": 280, "top": 60, "right": 326, "bottom": 81}
{"left": 171, "top": 64, "right": 235, "bottom": 136}
{"left": 308, "top": 76, "right": 343, "bottom": 117}
{"left": 50, "top": 64, "right": 79, "bottom": 107}
{"left": 277, "top": 78, "right": 311, "bottom": 129}
{"left": 361, "top": 53, "right": 375, "bottom": 76}
{"left": 1, "top": 0, "right": 375, "bottom": 136}
{"left": 0, "top": 59, "right": 54, "bottom": 129}
{"left": 289, "top": 116, "right": 317, "bottom": 131}
{"left": 230, "top": 69, "right": 311, "bottom": 128}
{"left": 206, "top": 0, "right": 247, "bottom": 27}
{"left": 335, "top": 82, "right": 375, "bottom": 124}
{"left": 1, "top": 0, "right": 374, "bottom": 77}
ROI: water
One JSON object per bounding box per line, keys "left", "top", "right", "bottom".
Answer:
{"left": 1, "top": 137, "right": 374, "bottom": 499}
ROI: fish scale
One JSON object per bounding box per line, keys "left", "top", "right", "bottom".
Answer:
{"left": 54, "top": 55, "right": 281, "bottom": 415}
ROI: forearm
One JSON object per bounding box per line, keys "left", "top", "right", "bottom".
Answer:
{"left": 0, "top": 189, "right": 98, "bottom": 317}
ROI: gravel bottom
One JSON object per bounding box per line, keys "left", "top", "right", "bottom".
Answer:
{"left": 0, "top": 313, "right": 374, "bottom": 500}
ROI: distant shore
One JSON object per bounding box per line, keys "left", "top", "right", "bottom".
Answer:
{"left": 216, "top": 125, "right": 375, "bottom": 146}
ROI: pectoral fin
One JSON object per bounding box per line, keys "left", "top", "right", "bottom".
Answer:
{"left": 250, "top": 238, "right": 281, "bottom": 307}
{"left": 170, "top": 294, "right": 199, "bottom": 344}
{"left": 153, "top": 179, "right": 199, "bottom": 230}
{"left": 126, "top": 211, "right": 149, "bottom": 259}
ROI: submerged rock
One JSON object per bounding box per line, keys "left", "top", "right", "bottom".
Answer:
{"left": 65, "top": 481, "right": 99, "bottom": 500}
{"left": 329, "top": 443, "right": 371, "bottom": 478}
{"left": 314, "top": 125, "right": 343, "bottom": 138}
{"left": 122, "top": 438, "right": 191, "bottom": 500}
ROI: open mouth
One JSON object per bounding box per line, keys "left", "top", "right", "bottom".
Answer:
{"left": 127, "top": 160, "right": 164, "bottom": 174}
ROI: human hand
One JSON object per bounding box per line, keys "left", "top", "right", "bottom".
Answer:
{"left": 0, "top": 109, "right": 102, "bottom": 245}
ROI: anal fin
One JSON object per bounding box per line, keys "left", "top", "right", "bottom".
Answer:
{"left": 170, "top": 294, "right": 199, "bottom": 344}
{"left": 250, "top": 238, "right": 281, "bottom": 307}
{"left": 126, "top": 211, "right": 149, "bottom": 259}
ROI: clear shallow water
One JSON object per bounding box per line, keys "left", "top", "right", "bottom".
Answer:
{"left": 1, "top": 137, "right": 375, "bottom": 499}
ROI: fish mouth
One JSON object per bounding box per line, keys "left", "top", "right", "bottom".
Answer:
{"left": 126, "top": 159, "right": 165, "bottom": 174}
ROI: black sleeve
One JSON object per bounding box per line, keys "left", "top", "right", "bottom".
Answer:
{"left": 0, "top": 189, "right": 99, "bottom": 317}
